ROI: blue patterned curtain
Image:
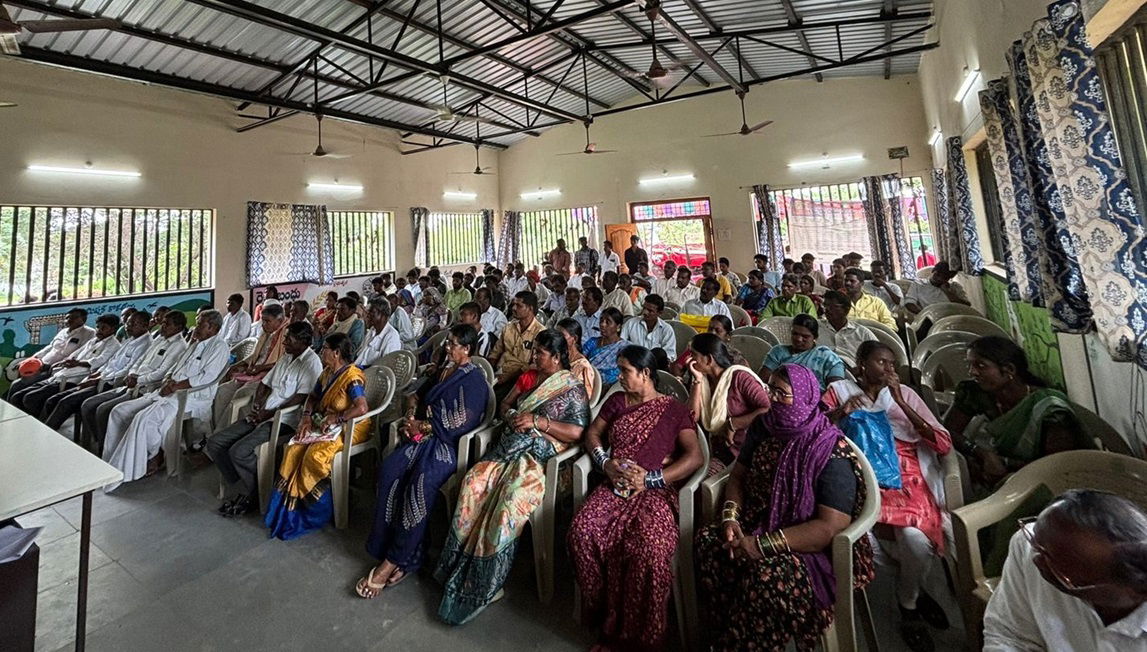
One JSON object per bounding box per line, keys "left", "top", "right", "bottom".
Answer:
{"left": 930, "top": 168, "right": 960, "bottom": 266}
{"left": 861, "top": 176, "right": 895, "bottom": 269}
{"left": 410, "top": 207, "right": 428, "bottom": 268}
{"left": 480, "top": 209, "right": 496, "bottom": 262}
{"left": 246, "top": 201, "right": 332, "bottom": 287}
{"left": 751, "top": 185, "right": 784, "bottom": 271}
{"left": 945, "top": 136, "right": 986, "bottom": 275}
{"left": 497, "top": 210, "right": 521, "bottom": 265}
{"left": 886, "top": 178, "right": 919, "bottom": 281}
{"left": 1020, "top": 0, "right": 1145, "bottom": 362}
{"left": 860, "top": 175, "right": 917, "bottom": 279}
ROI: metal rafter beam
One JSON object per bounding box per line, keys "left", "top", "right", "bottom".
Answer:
{"left": 184, "top": 0, "right": 584, "bottom": 122}
{"left": 778, "top": 0, "right": 822, "bottom": 82}
{"left": 882, "top": 0, "right": 897, "bottom": 79}
{"left": 674, "top": 0, "right": 759, "bottom": 79}
{"left": 589, "top": 0, "right": 711, "bottom": 88}
{"left": 17, "top": 46, "right": 508, "bottom": 148}
{"left": 475, "top": 0, "right": 528, "bottom": 33}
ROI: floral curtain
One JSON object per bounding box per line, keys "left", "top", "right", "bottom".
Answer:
{"left": 860, "top": 175, "right": 917, "bottom": 280}
{"left": 246, "top": 201, "right": 332, "bottom": 287}
{"left": 887, "top": 178, "right": 920, "bottom": 281}
{"left": 861, "top": 176, "right": 895, "bottom": 270}
{"left": 480, "top": 208, "right": 496, "bottom": 263}
{"left": 945, "top": 136, "right": 986, "bottom": 275}
{"left": 410, "top": 206, "right": 428, "bottom": 269}
{"left": 497, "top": 210, "right": 521, "bottom": 266}
{"left": 751, "top": 184, "right": 784, "bottom": 271}
{"left": 930, "top": 168, "right": 960, "bottom": 266}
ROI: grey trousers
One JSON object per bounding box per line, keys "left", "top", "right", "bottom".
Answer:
{"left": 80, "top": 387, "right": 134, "bottom": 447}
{"left": 207, "top": 419, "right": 295, "bottom": 497}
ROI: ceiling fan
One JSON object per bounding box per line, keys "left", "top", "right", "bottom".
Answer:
{"left": 451, "top": 144, "right": 495, "bottom": 176}
{"left": 428, "top": 74, "right": 497, "bottom": 125}
{"left": 286, "top": 114, "right": 352, "bottom": 159}
{"left": 558, "top": 121, "right": 617, "bottom": 156}
{"left": 702, "top": 91, "right": 773, "bottom": 138}
{"left": 623, "top": 6, "right": 694, "bottom": 88}
{"left": 0, "top": 3, "right": 121, "bottom": 55}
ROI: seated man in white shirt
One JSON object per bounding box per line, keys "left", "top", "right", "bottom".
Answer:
{"left": 632, "top": 261, "right": 655, "bottom": 291}
{"left": 600, "top": 271, "right": 635, "bottom": 317}
{"left": 457, "top": 303, "right": 492, "bottom": 358}
{"left": 220, "top": 293, "right": 253, "bottom": 346}
{"left": 864, "top": 260, "right": 904, "bottom": 312}
{"left": 475, "top": 287, "right": 509, "bottom": 338}
{"left": 211, "top": 303, "right": 289, "bottom": 431}
{"left": 575, "top": 286, "right": 604, "bottom": 346}
{"left": 385, "top": 293, "right": 418, "bottom": 351}
{"left": 103, "top": 309, "right": 230, "bottom": 488}
{"left": 208, "top": 321, "right": 323, "bottom": 517}
{"left": 820, "top": 291, "right": 877, "bottom": 363}
{"left": 17, "top": 313, "right": 122, "bottom": 418}
{"left": 542, "top": 274, "right": 568, "bottom": 314}
{"left": 355, "top": 298, "right": 402, "bottom": 368}
{"left": 651, "top": 259, "right": 678, "bottom": 298}
{"left": 504, "top": 262, "right": 531, "bottom": 297}
{"left": 621, "top": 294, "right": 676, "bottom": 355}
{"left": 904, "top": 261, "right": 970, "bottom": 314}
{"left": 682, "top": 278, "right": 732, "bottom": 319}
{"left": 664, "top": 266, "right": 701, "bottom": 307}
{"left": 600, "top": 240, "right": 620, "bottom": 276}
{"left": 7, "top": 307, "right": 95, "bottom": 398}
{"left": 547, "top": 287, "right": 582, "bottom": 329}
{"left": 984, "top": 489, "right": 1147, "bottom": 652}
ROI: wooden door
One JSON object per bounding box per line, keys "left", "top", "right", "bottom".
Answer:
{"left": 605, "top": 223, "right": 639, "bottom": 273}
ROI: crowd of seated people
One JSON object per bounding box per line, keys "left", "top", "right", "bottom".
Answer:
{"left": 8, "top": 241, "right": 1139, "bottom": 652}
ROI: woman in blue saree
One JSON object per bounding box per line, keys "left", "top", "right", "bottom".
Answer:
{"left": 582, "top": 307, "right": 627, "bottom": 385}
{"left": 434, "top": 329, "right": 590, "bottom": 625}
{"left": 355, "top": 324, "right": 491, "bottom": 598}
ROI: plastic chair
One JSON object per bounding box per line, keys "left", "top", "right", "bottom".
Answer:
{"left": 379, "top": 349, "right": 417, "bottom": 390}
{"left": 572, "top": 426, "right": 710, "bottom": 650}
{"left": 911, "top": 330, "right": 977, "bottom": 368}
{"left": 732, "top": 325, "right": 780, "bottom": 346}
{"left": 854, "top": 318, "right": 900, "bottom": 345}
{"left": 853, "top": 320, "right": 908, "bottom": 368}
{"left": 911, "top": 302, "right": 981, "bottom": 329}
{"left": 662, "top": 306, "right": 678, "bottom": 320}
{"left": 666, "top": 320, "right": 698, "bottom": 358}
{"left": 919, "top": 343, "right": 971, "bottom": 409}
{"left": 231, "top": 337, "right": 258, "bottom": 364}
{"left": 730, "top": 334, "right": 771, "bottom": 371}
{"left": 1073, "top": 403, "right": 1136, "bottom": 456}
{"left": 891, "top": 279, "right": 914, "bottom": 294}
{"left": 414, "top": 329, "right": 449, "bottom": 360}
{"left": 162, "top": 354, "right": 233, "bottom": 477}
{"left": 664, "top": 301, "right": 682, "bottom": 314}
{"left": 700, "top": 439, "right": 881, "bottom": 652}
{"left": 587, "top": 365, "right": 603, "bottom": 407}
{"left": 217, "top": 397, "right": 301, "bottom": 515}
{"left": 952, "top": 451, "right": 1147, "bottom": 647}
{"left": 332, "top": 366, "right": 396, "bottom": 529}
{"left": 930, "top": 315, "right": 1010, "bottom": 339}
{"left": 656, "top": 370, "right": 689, "bottom": 404}
{"left": 917, "top": 266, "right": 934, "bottom": 280}
{"left": 472, "top": 356, "right": 495, "bottom": 385}
{"left": 727, "top": 304, "right": 752, "bottom": 329}
{"left": 759, "top": 316, "right": 794, "bottom": 346}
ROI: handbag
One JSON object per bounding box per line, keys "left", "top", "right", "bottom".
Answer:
{"left": 841, "top": 409, "right": 902, "bottom": 490}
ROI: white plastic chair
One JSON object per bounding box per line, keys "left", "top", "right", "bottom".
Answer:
{"left": 930, "top": 315, "right": 1010, "bottom": 339}
{"left": 919, "top": 343, "right": 971, "bottom": 409}
{"left": 571, "top": 426, "right": 710, "bottom": 650}
{"left": 732, "top": 325, "right": 780, "bottom": 346}
{"left": 759, "top": 316, "right": 794, "bottom": 346}
{"left": 162, "top": 351, "right": 234, "bottom": 477}
{"left": 656, "top": 370, "right": 689, "bottom": 404}
{"left": 664, "top": 301, "right": 682, "bottom": 314}
{"left": 472, "top": 356, "right": 495, "bottom": 385}
{"left": 662, "top": 306, "right": 678, "bottom": 320}
{"left": 727, "top": 304, "right": 752, "bottom": 329}
{"left": 332, "top": 365, "right": 396, "bottom": 529}
{"left": 730, "top": 334, "right": 771, "bottom": 371}
{"left": 917, "top": 266, "right": 934, "bottom": 280}
{"left": 911, "top": 330, "right": 977, "bottom": 368}
{"left": 854, "top": 320, "right": 908, "bottom": 368}
{"left": 414, "top": 329, "right": 449, "bottom": 360}
{"left": 666, "top": 320, "right": 698, "bottom": 358}
{"left": 379, "top": 349, "right": 417, "bottom": 390}
{"left": 891, "top": 279, "right": 914, "bottom": 294}
{"left": 586, "top": 365, "right": 603, "bottom": 407}
{"left": 911, "top": 302, "right": 981, "bottom": 328}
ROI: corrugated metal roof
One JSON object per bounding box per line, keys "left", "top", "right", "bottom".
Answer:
{"left": 4, "top": 0, "right": 934, "bottom": 149}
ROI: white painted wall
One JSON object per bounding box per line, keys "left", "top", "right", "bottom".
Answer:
{"left": 498, "top": 75, "right": 930, "bottom": 268}
{"left": 0, "top": 57, "right": 500, "bottom": 306}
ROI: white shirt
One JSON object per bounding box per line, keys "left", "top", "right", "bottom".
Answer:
{"left": 664, "top": 284, "right": 700, "bottom": 307}
{"left": 100, "top": 333, "right": 153, "bottom": 384}
{"left": 821, "top": 319, "right": 877, "bottom": 361}
{"left": 52, "top": 335, "right": 122, "bottom": 380}
{"left": 169, "top": 334, "right": 231, "bottom": 404}
{"left": 682, "top": 298, "right": 731, "bottom": 319}
{"left": 863, "top": 280, "right": 904, "bottom": 311}
{"left": 600, "top": 251, "right": 620, "bottom": 275}
{"left": 37, "top": 325, "right": 95, "bottom": 366}
{"left": 220, "top": 309, "right": 252, "bottom": 346}
{"left": 530, "top": 283, "right": 551, "bottom": 304}
{"left": 651, "top": 276, "right": 677, "bottom": 300}
{"left": 481, "top": 306, "right": 509, "bottom": 338}
{"left": 543, "top": 291, "right": 567, "bottom": 313}
{"left": 602, "top": 288, "right": 635, "bottom": 317}
{"left": 355, "top": 323, "right": 401, "bottom": 368}
{"left": 389, "top": 308, "right": 417, "bottom": 350}
{"left": 504, "top": 275, "right": 530, "bottom": 296}
{"left": 130, "top": 333, "right": 190, "bottom": 387}
{"left": 984, "top": 531, "right": 1147, "bottom": 652}
{"left": 621, "top": 317, "right": 676, "bottom": 353}
{"left": 905, "top": 280, "right": 968, "bottom": 309}
{"left": 260, "top": 348, "right": 323, "bottom": 429}
{"left": 547, "top": 305, "right": 577, "bottom": 329}
{"left": 575, "top": 309, "right": 601, "bottom": 345}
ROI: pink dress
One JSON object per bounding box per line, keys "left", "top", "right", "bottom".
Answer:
{"left": 709, "top": 369, "right": 771, "bottom": 472}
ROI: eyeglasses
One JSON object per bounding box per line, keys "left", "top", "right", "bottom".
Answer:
{"left": 1017, "top": 517, "right": 1111, "bottom": 592}
{"left": 767, "top": 385, "right": 793, "bottom": 399}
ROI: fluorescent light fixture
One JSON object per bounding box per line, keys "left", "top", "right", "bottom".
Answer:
{"left": 307, "top": 182, "right": 363, "bottom": 192}
{"left": 929, "top": 129, "right": 943, "bottom": 147}
{"left": 27, "top": 164, "right": 140, "bottom": 178}
{"left": 443, "top": 190, "right": 477, "bottom": 200}
{"left": 638, "top": 173, "right": 695, "bottom": 185}
{"left": 520, "top": 189, "right": 561, "bottom": 200}
{"left": 954, "top": 67, "right": 981, "bottom": 102}
{"left": 787, "top": 154, "right": 865, "bottom": 169}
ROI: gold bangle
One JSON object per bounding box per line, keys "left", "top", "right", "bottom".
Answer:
{"left": 776, "top": 529, "right": 791, "bottom": 554}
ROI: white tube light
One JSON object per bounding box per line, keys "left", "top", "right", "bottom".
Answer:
{"left": 307, "top": 182, "right": 363, "bottom": 192}
{"left": 787, "top": 154, "right": 865, "bottom": 169}
{"left": 929, "top": 129, "right": 943, "bottom": 147}
{"left": 28, "top": 164, "right": 140, "bottom": 178}
{"left": 638, "top": 173, "right": 695, "bottom": 185}
{"left": 520, "top": 189, "right": 561, "bottom": 200}
{"left": 954, "top": 67, "right": 981, "bottom": 102}
{"left": 443, "top": 190, "right": 477, "bottom": 200}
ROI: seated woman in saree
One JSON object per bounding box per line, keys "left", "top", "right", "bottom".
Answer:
{"left": 568, "top": 345, "right": 703, "bottom": 652}
{"left": 356, "top": 325, "right": 491, "bottom": 598}
{"left": 434, "top": 329, "right": 590, "bottom": 625}
{"left": 733, "top": 269, "right": 774, "bottom": 322}
{"left": 264, "top": 333, "right": 371, "bottom": 540}
{"left": 582, "top": 307, "right": 627, "bottom": 386}
{"left": 695, "top": 363, "right": 875, "bottom": 651}
{"left": 686, "top": 332, "right": 769, "bottom": 475}
{"left": 822, "top": 340, "right": 952, "bottom": 651}
{"left": 668, "top": 315, "right": 747, "bottom": 378}
{"left": 415, "top": 287, "right": 448, "bottom": 351}
{"left": 944, "top": 336, "right": 1085, "bottom": 489}
{"left": 555, "top": 318, "right": 597, "bottom": 393}
{"left": 762, "top": 313, "right": 846, "bottom": 392}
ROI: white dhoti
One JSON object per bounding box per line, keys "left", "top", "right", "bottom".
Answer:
{"left": 102, "top": 392, "right": 212, "bottom": 491}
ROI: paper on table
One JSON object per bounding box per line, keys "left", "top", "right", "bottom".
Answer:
{"left": 0, "top": 525, "right": 42, "bottom": 563}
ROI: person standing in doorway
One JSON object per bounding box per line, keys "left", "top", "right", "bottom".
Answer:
{"left": 575, "top": 236, "right": 599, "bottom": 279}
{"left": 624, "top": 234, "right": 648, "bottom": 276}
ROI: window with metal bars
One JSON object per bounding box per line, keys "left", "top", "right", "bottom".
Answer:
{"left": 329, "top": 210, "right": 395, "bottom": 278}
{"left": 426, "top": 211, "right": 483, "bottom": 267}
{"left": 0, "top": 205, "right": 212, "bottom": 307}
{"left": 1097, "top": 8, "right": 1147, "bottom": 215}
{"left": 973, "top": 144, "right": 1008, "bottom": 264}
{"left": 518, "top": 207, "right": 599, "bottom": 268}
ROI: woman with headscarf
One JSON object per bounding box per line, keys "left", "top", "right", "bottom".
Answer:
{"left": 695, "top": 363, "right": 875, "bottom": 651}
{"left": 327, "top": 296, "right": 365, "bottom": 354}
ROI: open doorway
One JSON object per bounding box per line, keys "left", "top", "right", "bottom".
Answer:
{"left": 629, "top": 197, "right": 715, "bottom": 279}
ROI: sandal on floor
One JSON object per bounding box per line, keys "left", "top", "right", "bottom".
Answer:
{"left": 385, "top": 570, "right": 408, "bottom": 587}
{"left": 355, "top": 566, "right": 387, "bottom": 599}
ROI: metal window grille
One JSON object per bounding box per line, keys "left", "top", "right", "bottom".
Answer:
{"left": 518, "top": 206, "right": 599, "bottom": 268}
{"left": 329, "top": 210, "right": 395, "bottom": 277}
{"left": 0, "top": 205, "right": 212, "bottom": 307}
{"left": 426, "top": 211, "right": 483, "bottom": 267}
{"left": 1097, "top": 9, "right": 1147, "bottom": 215}
{"left": 973, "top": 145, "right": 1008, "bottom": 264}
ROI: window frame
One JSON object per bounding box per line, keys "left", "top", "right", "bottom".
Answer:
{"left": 328, "top": 209, "right": 395, "bottom": 279}
{"left": 518, "top": 206, "right": 599, "bottom": 269}
{"left": 425, "top": 210, "right": 485, "bottom": 268}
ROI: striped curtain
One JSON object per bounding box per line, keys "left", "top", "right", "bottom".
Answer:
{"left": 945, "top": 136, "right": 986, "bottom": 275}
{"left": 860, "top": 175, "right": 918, "bottom": 280}
{"left": 410, "top": 206, "right": 428, "bottom": 268}
{"left": 751, "top": 184, "right": 784, "bottom": 270}
{"left": 930, "top": 168, "right": 960, "bottom": 266}
{"left": 497, "top": 210, "right": 521, "bottom": 265}
{"left": 480, "top": 208, "right": 496, "bottom": 262}
{"left": 246, "top": 201, "right": 332, "bottom": 287}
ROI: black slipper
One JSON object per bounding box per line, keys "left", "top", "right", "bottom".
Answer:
{"left": 915, "top": 592, "right": 950, "bottom": 630}
{"left": 899, "top": 620, "right": 935, "bottom": 652}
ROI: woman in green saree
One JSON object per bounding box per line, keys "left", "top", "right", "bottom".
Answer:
{"left": 435, "top": 329, "right": 590, "bottom": 625}
{"left": 944, "top": 336, "right": 1085, "bottom": 489}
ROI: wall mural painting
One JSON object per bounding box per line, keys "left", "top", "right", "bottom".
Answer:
{"left": 0, "top": 290, "right": 212, "bottom": 393}
{"left": 982, "top": 274, "right": 1065, "bottom": 391}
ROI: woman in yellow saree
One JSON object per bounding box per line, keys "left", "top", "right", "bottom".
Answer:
{"left": 265, "top": 333, "right": 371, "bottom": 540}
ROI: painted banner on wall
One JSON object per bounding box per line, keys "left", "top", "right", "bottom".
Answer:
{"left": 250, "top": 274, "right": 377, "bottom": 311}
